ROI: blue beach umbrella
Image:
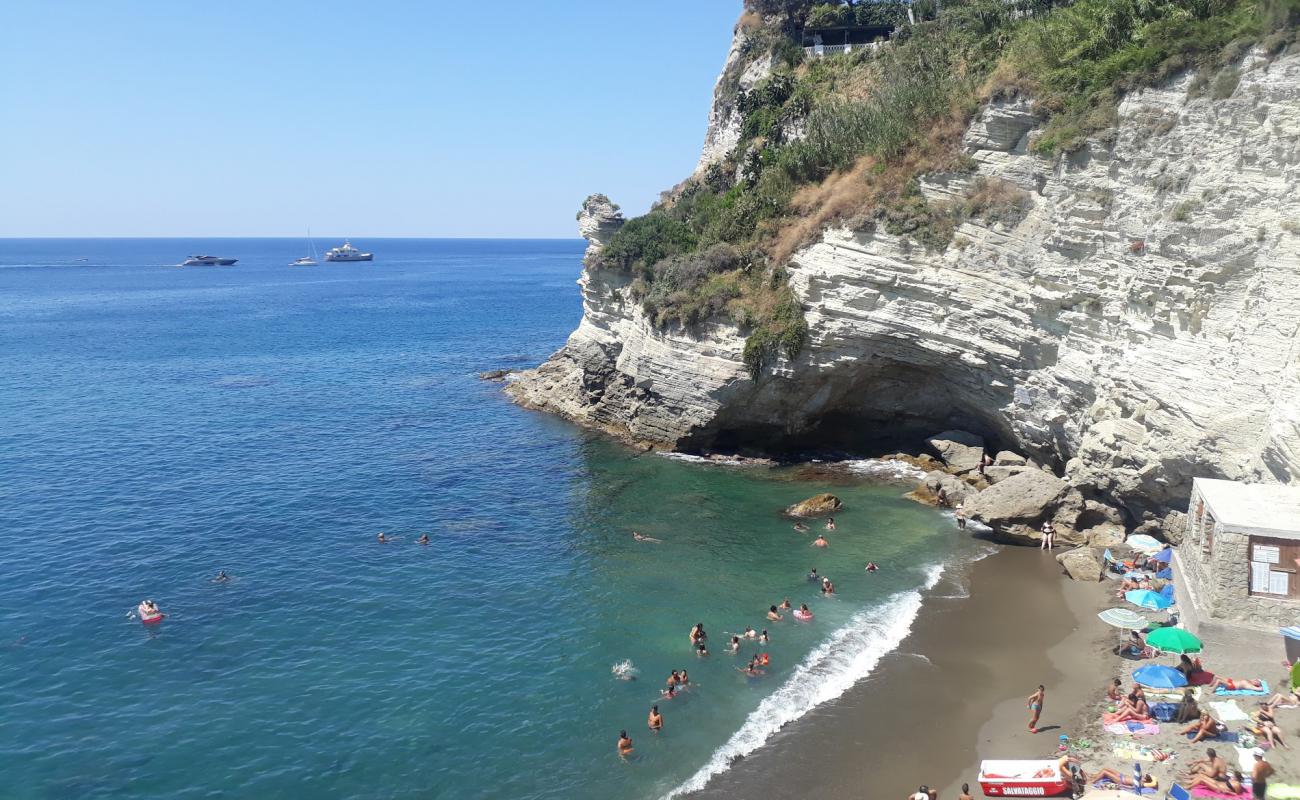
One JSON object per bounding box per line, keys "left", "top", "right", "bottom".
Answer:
{"left": 1153, "top": 548, "right": 1173, "bottom": 564}
{"left": 1126, "top": 589, "right": 1173, "bottom": 610}
{"left": 1126, "top": 535, "right": 1163, "bottom": 555}
{"left": 1133, "top": 664, "right": 1188, "bottom": 689}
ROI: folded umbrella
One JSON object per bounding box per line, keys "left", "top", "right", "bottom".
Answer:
{"left": 1134, "top": 664, "right": 1188, "bottom": 688}
{"left": 1126, "top": 589, "right": 1173, "bottom": 610}
{"left": 1145, "top": 627, "right": 1202, "bottom": 654}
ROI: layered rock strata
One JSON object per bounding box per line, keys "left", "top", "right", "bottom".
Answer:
{"left": 509, "top": 44, "right": 1300, "bottom": 525}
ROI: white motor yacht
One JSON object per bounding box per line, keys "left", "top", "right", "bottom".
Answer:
{"left": 181, "top": 255, "right": 237, "bottom": 266}
{"left": 324, "top": 240, "right": 373, "bottom": 262}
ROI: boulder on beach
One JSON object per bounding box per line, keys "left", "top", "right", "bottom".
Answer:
{"left": 785, "top": 493, "right": 843, "bottom": 517}
{"left": 994, "top": 451, "right": 1027, "bottom": 467}
{"left": 925, "top": 430, "right": 985, "bottom": 474}
{"left": 1056, "top": 547, "right": 1103, "bottom": 581}
{"left": 964, "top": 468, "right": 1092, "bottom": 544}
{"left": 982, "top": 465, "right": 1028, "bottom": 484}
{"left": 918, "top": 471, "right": 976, "bottom": 506}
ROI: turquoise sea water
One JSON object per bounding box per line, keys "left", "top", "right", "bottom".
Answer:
{"left": 0, "top": 239, "right": 975, "bottom": 799}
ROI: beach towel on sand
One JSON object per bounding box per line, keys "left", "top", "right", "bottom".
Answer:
{"left": 1208, "top": 701, "right": 1250, "bottom": 722}
{"left": 1105, "top": 721, "right": 1161, "bottom": 736}
{"left": 1112, "top": 743, "right": 1167, "bottom": 761}
{"left": 1265, "top": 784, "right": 1300, "bottom": 799}
{"left": 1093, "top": 781, "right": 1156, "bottom": 795}
{"left": 1187, "top": 730, "right": 1238, "bottom": 743}
{"left": 1190, "top": 786, "right": 1250, "bottom": 799}
{"left": 1215, "top": 680, "right": 1269, "bottom": 696}
{"left": 1104, "top": 711, "right": 1154, "bottom": 725}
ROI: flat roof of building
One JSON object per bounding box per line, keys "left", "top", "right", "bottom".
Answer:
{"left": 1194, "top": 477, "right": 1300, "bottom": 538}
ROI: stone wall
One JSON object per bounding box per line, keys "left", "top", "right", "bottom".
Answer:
{"left": 1180, "top": 528, "right": 1300, "bottom": 630}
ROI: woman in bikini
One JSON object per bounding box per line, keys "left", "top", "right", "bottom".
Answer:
{"left": 1187, "top": 769, "right": 1244, "bottom": 795}
{"left": 1253, "top": 706, "right": 1289, "bottom": 749}
{"left": 1111, "top": 693, "right": 1150, "bottom": 723}
{"left": 1181, "top": 712, "right": 1221, "bottom": 743}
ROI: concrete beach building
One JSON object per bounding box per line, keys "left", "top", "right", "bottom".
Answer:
{"left": 1176, "top": 477, "right": 1300, "bottom": 632}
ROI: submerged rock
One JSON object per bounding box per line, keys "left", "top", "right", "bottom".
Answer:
{"left": 785, "top": 493, "right": 843, "bottom": 518}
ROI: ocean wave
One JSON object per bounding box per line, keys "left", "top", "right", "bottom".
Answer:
{"left": 663, "top": 563, "right": 945, "bottom": 799}
{"left": 658, "top": 453, "right": 747, "bottom": 467}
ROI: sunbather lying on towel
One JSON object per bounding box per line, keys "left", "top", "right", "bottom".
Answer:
{"left": 1253, "top": 706, "right": 1290, "bottom": 749}
{"left": 1265, "top": 689, "right": 1300, "bottom": 710}
{"left": 1186, "top": 769, "right": 1245, "bottom": 796}
{"left": 1092, "top": 767, "right": 1159, "bottom": 791}
{"left": 1212, "top": 677, "right": 1263, "bottom": 692}
{"left": 1180, "top": 712, "right": 1225, "bottom": 743}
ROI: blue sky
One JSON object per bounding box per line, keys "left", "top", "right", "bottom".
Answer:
{"left": 0, "top": 1, "right": 741, "bottom": 238}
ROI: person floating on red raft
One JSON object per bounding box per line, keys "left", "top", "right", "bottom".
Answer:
{"left": 137, "top": 599, "right": 164, "bottom": 624}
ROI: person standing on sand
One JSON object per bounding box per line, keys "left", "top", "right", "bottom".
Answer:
{"left": 1253, "top": 748, "right": 1274, "bottom": 800}
{"left": 647, "top": 705, "right": 662, "bottom": 732}
{"left": 1027, "top": 684, "right": 1045, "bottom": 732}
{"left": 958, "top": 784, "right": 974, "bottom": 800}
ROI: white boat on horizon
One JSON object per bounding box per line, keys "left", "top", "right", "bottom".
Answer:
{"left": 181, "top": 255, "right": 237, "bottom": 266}
{"left": 324, "top": 240, "right": 373, "bottom": 262}
{"left": 290, "top": 231, "right": 319, "bottom": 266}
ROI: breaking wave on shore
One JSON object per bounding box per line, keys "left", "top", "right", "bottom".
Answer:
{"left": 663, "top": 563, "right": 946, "bottom": 799}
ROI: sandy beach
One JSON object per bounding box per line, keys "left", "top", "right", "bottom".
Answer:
{"left": 691, "top": 546, "right": 1109, "bottom": 798}
{"left": 691, "top": 541, "right": 1297, "bottom": 799}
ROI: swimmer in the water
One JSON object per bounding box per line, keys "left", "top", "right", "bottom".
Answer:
{"left": 865, "top": 562, "right": 879, "bottom": 572}
{"left": 212, "top": 570, "right": 230, "bottom": 583}
{"left": 767, "top": 605, "right": 783, "bottom": 621}
{"left": 821, "top": 577, "right": 835, "bottom": 595}
{"left": 740, "top": 655, "right": 765, "bottom": 676}
{"left": 662, "top": 683, "right": 677, "bottom": 699}
{"left": 418, "top": 533, "right": 429, "bottom": 545}
{"left": 808, "top": 568, "right": 819, "bottom": 582}
{"left": 793, "top": 522, "right": 809, "bottom": 533}
{"left": 632, "top": 531, "right": 663, "bottom": 543}
{"left": 799, "top": 603, "right": 813, "bottom": 616}
{"left": 689, "top": 622, "right": 707, "bottom": 646}
{"left": 759, "top": 629, "right": 769, "bottom": 644}
{"left": 826, "top": 517, "right": 836, "bottom": 531}
{"left": 679, "top": 670, "right": 690, "bottom": 687}
{"left": 648, "top": 705, "right": 663, "bottom": 732}
{"left": 611, "top": 660, "right": 638, "bottom": 681}
{"left": 743, "top": 626, "right": 757, "bottom": 639}
{"left": 377, "top": 532, "right": 388, "bottom": 543}
{"left": 779, "top": 598, "right": 792, "bottom": 610}
{"left": 812, "top": 535, "right": 828, "bottom": 548}
{"left": 695, "top": 641, "right": 708, "bottom": 657}
{"left": 729, "top": 635, "right": 741, "bottom": 653}
{"left": 618, "top": 730, "right": 634, "bottom": 756}
{"left": 666, "top": 670, "right": 680, "bottom": 689}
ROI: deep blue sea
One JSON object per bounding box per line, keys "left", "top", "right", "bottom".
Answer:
{"left": 0, "top": 239, "right": 977, "bottom": 799}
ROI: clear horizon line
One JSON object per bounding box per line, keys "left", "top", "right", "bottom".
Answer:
{"left": 0, "top": 234, "right": 586, "bottom": 241}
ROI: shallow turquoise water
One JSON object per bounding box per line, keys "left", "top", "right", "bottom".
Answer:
{"left": 0, "top": 239, "right": 971, "bottom": 799}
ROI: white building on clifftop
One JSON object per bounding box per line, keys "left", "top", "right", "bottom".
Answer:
{"left": 1176, "top": 477, "right": 1300, "bottom": 632}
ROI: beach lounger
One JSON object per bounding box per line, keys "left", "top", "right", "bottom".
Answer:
{"left": 1167, "top": 785, "right": 1191, "bottom": 800}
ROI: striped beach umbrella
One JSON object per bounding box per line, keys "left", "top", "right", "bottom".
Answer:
{"left": 1098, "top": 608, "right": 1148, "bottom": 630}
{"left": 1145, "top": 627, "right": 1202, "bottom": 654}
{"left": 1126, "top": 534, "right": 1163, "bottom": 555}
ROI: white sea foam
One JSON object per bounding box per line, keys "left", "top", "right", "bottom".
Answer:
{"left": 658, "top": 453, "right": 747, "bottom": 467}
{"left": 839, "top": 458, "right": 928, "bottom": 482}
{"left": 663, "top": 563, "right": 945, "bottom": 799}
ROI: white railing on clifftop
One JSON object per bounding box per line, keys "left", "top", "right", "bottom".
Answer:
{"left": 803, "top": 41, "right": 884, "bottom": 58}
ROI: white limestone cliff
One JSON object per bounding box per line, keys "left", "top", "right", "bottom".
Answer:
{"left": 510, "top": 49, "right": 1300, "bottom": 522}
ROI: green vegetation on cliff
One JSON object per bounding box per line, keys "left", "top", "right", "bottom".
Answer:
{"left": 594, "top": 0, "right": 1298, "bottom": 378}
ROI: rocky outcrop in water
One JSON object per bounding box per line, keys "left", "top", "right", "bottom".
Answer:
{"left": 510, "top": 40, "right": 1300, "bottom": 524}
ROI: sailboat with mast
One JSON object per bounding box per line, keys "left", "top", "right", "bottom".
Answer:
{"left": 290, "top": 230, "right": 319, "bottom": 266}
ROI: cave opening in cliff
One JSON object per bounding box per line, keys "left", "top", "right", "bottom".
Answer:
{"left": 691, "top": 362, "right": 1021, "bottom": 463}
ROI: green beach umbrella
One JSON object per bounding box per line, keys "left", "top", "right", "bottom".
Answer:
{"left": 1145, "top": 627, "right": 1202, "bottom": 654}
